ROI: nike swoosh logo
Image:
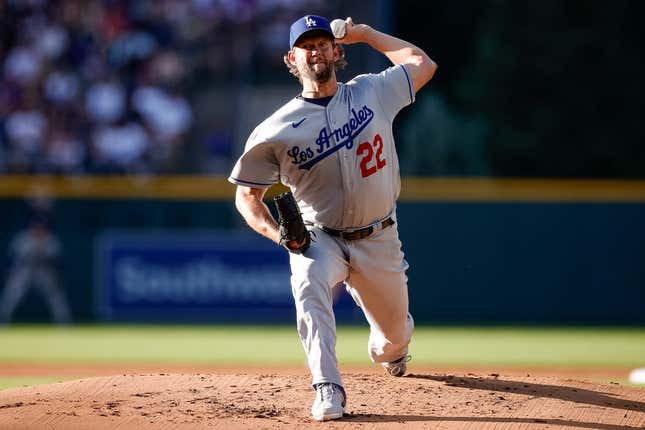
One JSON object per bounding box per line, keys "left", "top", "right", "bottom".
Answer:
{"left": 292, "top": 118, "right": 306, "bottom": 128}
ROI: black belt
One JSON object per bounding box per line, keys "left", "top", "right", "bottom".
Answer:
{"left": 322, "top": 217, "right": 395, "bottom": 241}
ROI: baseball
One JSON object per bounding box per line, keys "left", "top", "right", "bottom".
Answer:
{"left": 629, "top": 368, "right": 645, "bottom": 384}
{"left": 331, "top": 19, "right": 346, "bottom": 39}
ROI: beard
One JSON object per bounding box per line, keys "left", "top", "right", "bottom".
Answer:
{"left": 302, "top": 57, "right": 334, "bottom": 83}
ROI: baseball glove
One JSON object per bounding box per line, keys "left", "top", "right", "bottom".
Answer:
{"left": 274, "top": 191, "right": 310, "bottom": 254}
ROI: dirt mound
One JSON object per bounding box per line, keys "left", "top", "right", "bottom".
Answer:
{"left": 0, "top": 372, "right": 644, "bottom": 429}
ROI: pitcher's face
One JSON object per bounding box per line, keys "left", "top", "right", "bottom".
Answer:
{"left": 290, "top": 36, "right": 338, "bottom": 83}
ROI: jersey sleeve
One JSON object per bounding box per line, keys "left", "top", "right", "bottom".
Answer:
{"left": 228, "top": 126, "right": 280, "bottom": 188}
{"left": 372, "top": 64, "right": 415, "bottom": 121}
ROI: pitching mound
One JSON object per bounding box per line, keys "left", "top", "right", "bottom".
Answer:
{"left": 1, "top": 372, "right": 644, "bottom": 429}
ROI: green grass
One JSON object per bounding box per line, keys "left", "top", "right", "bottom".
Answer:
{"left": 0, "top": 324, "right": 643, "bottom": 367}
{"left": 0, "top": 377, "right": 71, "bottom": 390}
{"left": 1, "top": 325, "right": 643, "bottom": 390}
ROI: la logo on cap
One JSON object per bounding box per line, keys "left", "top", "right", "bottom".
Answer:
{"left": 305, "top": 16, "right": 316, "bottom": 27}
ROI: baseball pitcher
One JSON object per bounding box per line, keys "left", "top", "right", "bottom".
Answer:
{"left": 229, "top": 15, "right": 437, "bottom": 421}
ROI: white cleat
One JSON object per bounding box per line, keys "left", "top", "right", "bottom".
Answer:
{"left": 382, "top": 355, "right": 411, "bottom": 377}
{"left": 311, "top": 383, "right": 346, "bottom": 421}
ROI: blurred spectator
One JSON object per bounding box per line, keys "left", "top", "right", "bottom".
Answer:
{"left": 45, "top": 126, "right": 85, "bottom": 173}
{"left": 85, "top": 78, "right": 127, "bottom": 124}
{"left": 3, "top": 44, "right": 44, "bottom": 86}
{"left": 0, "top": 216, "right": 71, "bottom": 325}
{"left": 132, "top": 83, "right": 192, "bottom": 170}
{"left": 4, "top": 98, "right": 48, "bottom": 172}
{"left": 91, "top": 115, "right": 150, "bottom": 173}
{"left": 44, "top": 68, "right": 81, "bottom": 105}
{"left": 33, "top": 21, "right": 69, "bottom": 61}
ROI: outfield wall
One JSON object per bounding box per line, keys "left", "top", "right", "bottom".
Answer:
{"left": 1, "top": 177, "right": 643, "bottom": 324}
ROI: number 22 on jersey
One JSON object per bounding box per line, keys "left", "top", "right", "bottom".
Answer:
{"left": 357, "top": 134, "right": 386, "bottom": 178}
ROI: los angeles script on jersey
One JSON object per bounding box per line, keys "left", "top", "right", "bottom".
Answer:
{"left": 287, "top": 105, "right": 374, "bottom": 170}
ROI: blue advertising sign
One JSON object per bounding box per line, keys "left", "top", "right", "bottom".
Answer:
{"left": 95, "top": 230, "right": 361, "bottom": 322}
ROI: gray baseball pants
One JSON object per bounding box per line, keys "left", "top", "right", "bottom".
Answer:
{"left": 289, "top": 221, "right": 414, "bottom": 388}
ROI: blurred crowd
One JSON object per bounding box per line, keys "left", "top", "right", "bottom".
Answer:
{"left": 0, "top": 0, "right": 331, "bottom": 174}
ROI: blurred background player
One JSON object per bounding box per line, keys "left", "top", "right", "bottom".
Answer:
{"left": 0, "top": 215, "right": 71, "bottom": 325}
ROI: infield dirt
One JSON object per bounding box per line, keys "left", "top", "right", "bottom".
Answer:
{"left": 0, "top": 367, "right": 644, "bottom": 429}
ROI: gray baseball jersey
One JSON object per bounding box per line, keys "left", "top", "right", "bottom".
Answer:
{"left": 228, "top": 64, "right": 414, "bottom": 229}
{"left": 230, "top": 63, "right": 416, "bottom": 389}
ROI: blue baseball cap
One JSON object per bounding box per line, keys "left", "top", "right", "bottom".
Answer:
{"left": 289, "top": 15, "right": 334, "bottom": 49}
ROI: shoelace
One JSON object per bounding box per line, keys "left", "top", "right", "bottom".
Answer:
{"left": 317, "top": 384, "right": 345, "bottom": 406}
{"left": 319, "top": 384, "right": 336, "bottom": 402}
